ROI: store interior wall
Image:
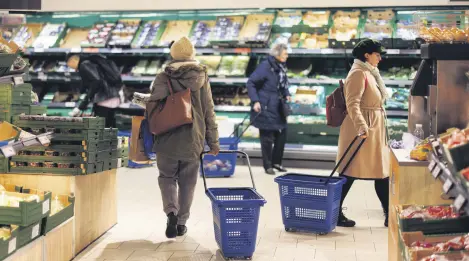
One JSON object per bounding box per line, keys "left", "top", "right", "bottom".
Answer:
{"left": 41, "top": 0, "right": 466, "bottom": 11}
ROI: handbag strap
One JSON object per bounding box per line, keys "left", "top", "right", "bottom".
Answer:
{"left": 166, "top": 78, "right": 174, "bottom": 96}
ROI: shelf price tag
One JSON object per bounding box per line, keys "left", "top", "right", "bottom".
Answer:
{"left": 386, "top": 49, "right": 400, "bottom": 55}
{"left": 432, "top": 165, "right": 442, "bottom": 178}
{"left": 31, "top": 224, "right": 40, "bottom": 238}
{"left": 34, "top": 48, "right": 44, "bottom": 53}
{"left": 321, "top": 48, "right": 334, "bottom": 54}
{"left": 13, "top": 77, "right": 24, "bottom": 85}
{"left": 38, "top": 72, "right": 47, "bottom": 81}
{"left": 443, "top": 179, "right": 453, "bottom": 193}
{"left": 163, "top": 48, "right": 170, "bottom": 53}
{"left": 454, "top": 194, "right": 467, "bottom": 211}
{"left": 1, "top": 146, "right": 15, "bottom": 158}
{"left": 64, "top": 102, "right": 76, "bottom": 108}
{"left": 8, "top": 238, "right": 16, "bottom": 254}
{"left": 70, "top": 47, "right": 82, "bottom": 53}
{"left": 42, "top": 199, "right": 50, "bottom": 215}
{"left": 37, "top": 135, "right": 50, "bottom": 145}
{"left": 111, "top": 48, "right": 123, "bottom": 53}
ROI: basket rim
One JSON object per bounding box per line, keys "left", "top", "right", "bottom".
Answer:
{"left": 206, "top": 187, "right": 267, "bottom": 206}
{"left": 274, "top": 173, "right": 346, "bottom": 186}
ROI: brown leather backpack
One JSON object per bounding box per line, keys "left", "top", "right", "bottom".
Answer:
{"left": 326, "top": 77, "right": 367, "bottom": 127}
{"left": 146, "top": 78, "right": 193, "bottom": 135}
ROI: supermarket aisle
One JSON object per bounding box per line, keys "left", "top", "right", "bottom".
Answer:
{"left": 74, "top": 165, "right": 388, "bottom": 261}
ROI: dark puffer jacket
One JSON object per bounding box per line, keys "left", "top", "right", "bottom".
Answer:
{"left": 247, "top": 56, "right": 290, "bottom": 130}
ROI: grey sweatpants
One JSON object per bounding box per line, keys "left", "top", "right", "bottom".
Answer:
{"left": 157, "top": 154, "right": 200, "bottom": 225}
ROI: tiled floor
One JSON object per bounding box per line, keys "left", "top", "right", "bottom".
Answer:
{"left": 74, "top": 164, "right": 388, "bottom": 261}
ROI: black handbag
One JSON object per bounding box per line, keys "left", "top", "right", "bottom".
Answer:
{"left": 278, "top": 93, "right": 292, "bottom": 119}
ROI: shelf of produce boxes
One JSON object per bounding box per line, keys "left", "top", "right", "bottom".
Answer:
{"left": 24, "top": 47, "right": 421, "bottom": 57}
{"left": 0, "top": 132, "right": 53, "bottom": 158}
{"left": 428, "top": 137, "right": 469, "bottom": 217}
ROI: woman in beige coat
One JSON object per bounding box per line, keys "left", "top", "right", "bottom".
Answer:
{"left": 336, "top": 39, "right": 390, "bottom": 228}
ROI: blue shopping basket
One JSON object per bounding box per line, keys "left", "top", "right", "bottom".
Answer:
{"left": 200, "top": 112, "right": 260, "bottom": 178}
{"left": 274, "top": 135, "right": 366, "bottom": 234}
{"left": 201, "top": 150, "right": 266, "bottom": 260}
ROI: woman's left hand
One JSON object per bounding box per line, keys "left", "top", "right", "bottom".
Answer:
{"left": 286, "top": 96, "right": 292, "bottom": 102}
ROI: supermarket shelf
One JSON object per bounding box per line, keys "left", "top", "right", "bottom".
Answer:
{"left": 24, "top": 47, "right": 421, "bottom": 57}
{"left": 428, "top": 138, "right": 469, "bottom": 216}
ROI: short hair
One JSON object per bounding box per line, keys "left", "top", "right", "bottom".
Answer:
{"left": 67, "top": 54, "right": 80, "bottom": 62}
{"left": 270, "top": 43, "right": 288, "bottom": 57}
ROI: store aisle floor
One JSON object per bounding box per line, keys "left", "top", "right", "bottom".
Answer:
{"left": 74, "top": 165, "right": 388, "bottom": 261}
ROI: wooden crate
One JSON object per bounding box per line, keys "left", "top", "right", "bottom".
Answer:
{"left": 0, "top": 170, "right": 117, "bottom": 254}
{"left": 44, "top": 218, "right": 74, "bottom": 261}
{"left": 388, "top": 149, "right": 451, "bottom": 261}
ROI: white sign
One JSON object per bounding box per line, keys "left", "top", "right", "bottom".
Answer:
{"left": 43, "top": 199, "right": 50, "bottom": 215}
{"left": 31, "top": 224, "right": 40, "bottom": 239}
{"left": 8, "top": 238, "right": 16, "bottom": 254}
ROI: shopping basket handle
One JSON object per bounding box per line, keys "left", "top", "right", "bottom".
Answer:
{"left": 200, "top": 150, "right": 257, "bottom": 192}
{"left": 324, "top": 135, "right": 366, "bottom": 185}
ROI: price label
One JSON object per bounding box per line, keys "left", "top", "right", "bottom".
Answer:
{"left": 13, "top": 77, "right": 24, "bottom": 85}
{"left": 117, "top": 158, "right": 122, "bottom": 168}
{"left": 321, "top": 48, "right": 334, "bottom": 54}
{"left": 64, "top": 72, "right": 71, "bottom": 77}
{"left": 38, "top": 136, "right": 50, "bottom": 145}
{"left": 432, "top": 165, "right": 442, "bottom": 178}
{"left": 443, "top": 179, "right": 453, "bottom": 193}
{"left": 34, "top": 48, "right": 44, "bottom": 53}
{"left": 70, "top": 47, "right": 82, "bottom": 53}
{"left": 428, "top": 160, "right": 437, "bottom": 172}
{"left": 454, "top": 194, "right": 467, "bottom": 211}
{"left": 163, "top": 48, "right": 170, "bottom": 53}
{"left": 42, "top": 199, "right": 50, "bottom": 214}
{"left": 8, "top": 238, "right": 16, "bottom": 254}
{"left": 31, "top": 224, "right": 40, "bottom": 238}
{"left": 65, "top": 102, "right": 76, "bottom": 108}
{"left": 386, "top": 49, "right": 401, "bottom": 55}
{"left": 111, "top": 48, "right": 123, "bottom": 53}
{"left": 1, "top": 146, "right": 15, "bottom": 158}
{"left": 64, "top": 78, "right": 71, "bottom": 82}
{"left": 38, "top": 72, "right": 47, "bottom": 81}
{"left": 83, "top": 48, "right": 99, "bottom": 53}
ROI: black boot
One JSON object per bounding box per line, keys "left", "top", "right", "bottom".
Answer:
{"left": 384, "top": 210, "right": 389, "bottom": 227}
{"left": 166, "top": 212, "right": 178, "bottom": 238}
{"left": 177, "top": 225, "right": 187, "bottom": 236}
{"left": 337, "top": 211, "right": 356, "bottom": 227}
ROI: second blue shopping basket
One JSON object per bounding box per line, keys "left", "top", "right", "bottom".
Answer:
{"left": 201, "top": 150, "right": 266, "bottom": 260}
{"left": 200, "top": 113, "right": 260, "bottom": 178}
{"left": 274, "top": 135, "right": 366, "bottom": 234}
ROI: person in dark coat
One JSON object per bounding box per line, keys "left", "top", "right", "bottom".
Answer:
{"left": 247, "top": 43, "right": 291, "bottom": 175}
{"left": 67, "top": 54, "right": 123, "bottom": 128}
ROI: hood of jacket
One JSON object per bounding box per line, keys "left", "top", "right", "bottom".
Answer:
{"left": 165, "top": 61, "right": 208, "bottom": 91}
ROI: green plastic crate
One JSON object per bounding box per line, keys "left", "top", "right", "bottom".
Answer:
{"left": 117, "top": 148, "right": 129, "bottom": 158}
{"left": 12, "top": 116, "right": 105, "bottom": 130}
{"left": 10, "top": 105, "right": 29, "bottom": 116}
{"left": 0, "top": 226, "right": 18, "bottom": 260}
{"left": 9, "top": 162, "right": 99, "bottom": 175}
{"left": 19, "top": 127, "right": 102, "bottom": 142}
{"left": 12, "top": 150, "right": 100, "bottom": 163}
{"left": 42, "top": 195, "right": 75, "bottom": 234}
{"left": 118, "top": 157, "right": 129, "bottom": 168}
{"left": 0, "top": 190, "right": 51, "bottom": 227}
{"left": 0, "top": 156, "right": 8, "bottom": 173}
{"left": 29, "top": 105, "right": 47, "bottom": 115}
{"left": 0, "top": 84, "right": 32, "bottom": 105}
{"left": 0, "top": 54, "right": 17, "bottom": 78}
{"left": 17, "top": 221, "right": 41, "bottom": 248}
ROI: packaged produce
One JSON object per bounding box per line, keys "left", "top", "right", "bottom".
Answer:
{"left": 400, "top": 205, "right": 461, "bottom": 220}
{"left": 108, "top": 19, "right": 140, "bottom": 48}
{"left": 12, "top": 24, "right": 43, "bottom": 48}
{"left": 190, "top": 21, "right": 216, "bottom": 47}
{"left": 0, "top": 191, "right": 40, "bottom": 207}
{"left": 239, "top": 14, "right": 274, "bottom": 43}
{"left": 443, "top": 129, "right": 468, "bottom": 149}
{"left": 210, "top": 16, "right": 245, "bottom": 43}
{"left": 81, "top": 22, "right": 115, "bottom": 47}
{"left": 362, "top": 10, "right": 395, "bottom": 41}
{"left": 32, "top": 23, "right": 66, "bottom": 49}
{"left": 131, "top": 60, "right": 149, "bottom": 75}
{"left": 410, "top": 143, "right": 432, "bottom": 161}
{"left": 132, "top": 21, "right": 163, "bottom": 48}
{"left": 302, "top": 11, "right": 330, "bottom": 28}
{"left": 217, "top": 56, "right": 249, "bottom": 77}
{"left": 420, "top": 27, "right": 469, "bottom": 43}
{"left": 299, "top": 33, "right": 329, "bottom": 49}
{"left": 329, "top": 10, "right": 360, "bottom": 41}
{"left": 274, "top": 11, "right": 302, "bottom": 27}
{"left": 159, "top": 20, "right": 194, "bottom": 47}
{"left": 196, "top": 56, "right": 222, "bottom": 76}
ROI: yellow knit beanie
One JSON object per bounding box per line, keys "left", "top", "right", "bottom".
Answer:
{"left": 170, "top": 36, "right": 195, "bottom": 61}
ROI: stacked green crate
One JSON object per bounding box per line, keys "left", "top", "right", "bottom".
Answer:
{"left": 0, "top": 83, "right": 32, "bottom": 123}
{"left": 9, "top": 115, "right": 112, "bottom": 175}
{"left": 117, "top": 136, "right": 129, "bottom": 168}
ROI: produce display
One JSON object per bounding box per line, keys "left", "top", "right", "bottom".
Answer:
{"left": 329, "top": 10, "right": 360, "bottom": 41}
{"left": 274, "top": 11, "right": 302, "bottom": 27}
{"left": 210, "top": 16, "right": 245, "bottom": 43}
{"left": 190, "top": 21, "right": 216, "bottom": 47}
{"left": 400, "top": 205, "right": 461, "bottom": 220}
{"left": 0, "top": 191, "right": 40, "bottom": 207}
{"left": 386, "top": 88, "right": 409, "bottom": 110}
{"left": 362, "top": 10, "right": 394, "bottom": 41}
{"left": 302, "top": 11, "right": 330, "bottom": 28}
{"left": 239, "top": 14, "right": 274, "bottom": 43}
{"left": 159, "top": 20, "right": 194, "bottom": 47}
{"left": 81, "top": 22, "right": 116, "bottom": 47}
{"left": 196, "top": 56, "right": 222, "bottom": 76}
{"left": 382, "top": 66, "right": 417, "bottom": 80}
{"left": 216, "top": 56, "right": 250, "bottom": 77}
{"left": 108, "top": 19, "right": 140, "bottom": 48}
{"left": 289, "top": 86, "right": 325, "bottom": 106}
{"left": 396, "top": 18, "right": 419, "bottom": 40}
{"left": 203, "top": 159, "right": 233, "bottom": 172}
{"left": 410, "top": 140, "right": 432, "bottom": 161}
{"left": 420, "top": 27, "right": 469, "bottom": 43}
{"left": 299, "top": 33, "right": 329, "bottom": 49}
{"left": 442, "top": 129, "right": 468, "bottom": 149}
{"left": 131, "top": 60, "right": 163, "bottom": 76}
{"left": 32, "top": 23, "right": 66, "bottom": 49}
{"left": 270, "top": 33, "right": 293, "bottom": 47}
{"left": 132, "top": 21, "right": 163, "bottom": 48}
{"left": 421, "top": 254, "right": 469, "bottom": 261}
{"left": 12, "top": 24, "right": 43, "bottom": 48}
{"left": 0, "top": 226, "right": 15, "bottom": 240}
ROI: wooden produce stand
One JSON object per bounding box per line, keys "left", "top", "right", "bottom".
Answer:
{"left": 0, "top": 170, "right": 117, "bottom": 256}
{"left": 388, "top": 149, "right": 450, "bottom": 261}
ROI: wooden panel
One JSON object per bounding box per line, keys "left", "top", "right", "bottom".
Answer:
{"left": 6, "top": 238, "right": 44, "bottom": 261}
{"left": 0, "top": 174, "right": 74, "bottom": 196}
{"left": 74, "top": 170, "right": 117, "bottom": 253}
{"left": 45, "top": 218, "right": 74, "bottom": 261}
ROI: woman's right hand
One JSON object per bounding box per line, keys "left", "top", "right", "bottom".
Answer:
{"left": 253, "top": 102, "right": 261, "bottom": 113}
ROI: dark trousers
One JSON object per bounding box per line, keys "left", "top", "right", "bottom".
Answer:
{"left": 93, "top": 104, "right": 116, "bottom": 128}
{"left": 340, "top": 176, "right": 389, "bottom": 213}
{"left": 259, "top": 129, "right": 287, "bottom": 170}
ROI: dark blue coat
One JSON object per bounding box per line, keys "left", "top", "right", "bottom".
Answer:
{"left": 247, "top": 56, "right": 290, "bottom": 130}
